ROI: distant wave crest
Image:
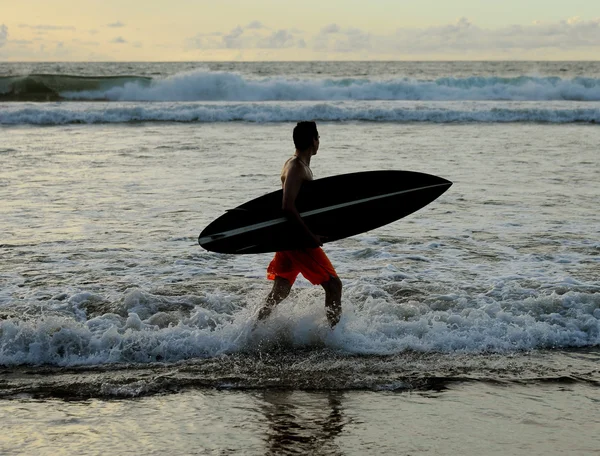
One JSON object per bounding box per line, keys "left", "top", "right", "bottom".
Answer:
{"left": 1, "top": 101, "right": 599, "bottom": 124}
{"left": 2, "top": 70, "right": 600, "bottom": 102}
{"left": 0, "top": 74, "right": 151, "bottom": 101}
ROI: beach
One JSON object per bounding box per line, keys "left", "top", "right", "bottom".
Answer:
{"left": 1, "top": 61, "right": 599, "bottom": 454}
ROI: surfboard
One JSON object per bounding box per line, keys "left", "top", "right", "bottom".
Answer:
{"left": 199, "top": 170, "right": 452, "bottom": 254}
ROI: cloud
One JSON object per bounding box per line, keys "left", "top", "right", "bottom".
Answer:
{"left": 0, "top": 24, "right": 7, "bottom": 48}
{"left": 18, "top": 24, "right": 76, "bottom": 31}
{"left": 222, "top": 26, "right": 244, "bottom": 48}
{"left": 190, "top": 20, "right": 303, "bottom": 49}
{"left": 392, "top": 16, "right": 600, "bottom": 55}
{"left": 311, "top": 17, "right": 600, "bottom": 56}
{"left": 246, "top": 21, "right": 265, "bottom": 30}
{"left": 186, "top": 33, "right": 220, "bottom": 49}
{"left": 0, "top": 35, "right": 114, "bottom": 60}
{"left": 258, "top": 30, "right": 305, "bottom": 49}
{"left": 111, "top": 36, "right": 127, "bottom": 44}
{"left": 314, "top": 25, "right": 371, "bottom": 52}
{"left": 312, "top": 17, "right": 600, "bottom": 56}
{"left": 320, "top": 24, "right": 340, "bottom": 34}
{"left": 185, "top": 17, "right": 600, "bottom": 57}
{"left": 108, "top": 21, "right": 125, "bottom": 28}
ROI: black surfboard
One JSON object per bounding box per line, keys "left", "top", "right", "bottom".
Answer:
{"left": 199, "top": 170, "right": 452, "bottom": 254}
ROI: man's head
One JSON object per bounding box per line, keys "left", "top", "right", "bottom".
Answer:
{"left": 293, "top": 121, "right": 319, "bottom": 154}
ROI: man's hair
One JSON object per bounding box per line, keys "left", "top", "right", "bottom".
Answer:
{"left": 293, "top": 121, "right": 318, "bottom": 151}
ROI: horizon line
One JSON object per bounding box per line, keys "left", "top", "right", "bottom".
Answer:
{"left": 2, "top": 59, "right": 600, "bottom": 63}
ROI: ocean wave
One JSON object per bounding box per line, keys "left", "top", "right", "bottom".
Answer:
{"left": 1, "top": 101, "right": 599, "bottom": 124}
{"left": 0, "top": 288, "right": 598, "bottom": 367}
{"left": 0, "top": 74, "right": 151, "bottom": 102}
{"left": 2, "top": 70, "right": 600, "bottom": 102}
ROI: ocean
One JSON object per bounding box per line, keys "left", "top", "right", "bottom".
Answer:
{"left": 0, "top": 61, "right": 599, "bottom": 455}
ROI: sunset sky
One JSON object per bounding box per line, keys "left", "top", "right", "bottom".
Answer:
{"left": 1, "top": 0, "right": 600, "bottom": 61}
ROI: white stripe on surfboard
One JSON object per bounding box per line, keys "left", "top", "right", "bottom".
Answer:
{"left": 199, "top": 182, "right": 450, "bottom": 245}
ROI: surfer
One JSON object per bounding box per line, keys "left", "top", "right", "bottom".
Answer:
{"left": 256, "top": 121, "right": 342, "bottom": 328}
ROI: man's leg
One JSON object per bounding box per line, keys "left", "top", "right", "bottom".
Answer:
{"left": 257, "top": 276, "right": 292, "bottom": 322}
{"left": 321, "top": 277, "right": 342, "bottom": 328}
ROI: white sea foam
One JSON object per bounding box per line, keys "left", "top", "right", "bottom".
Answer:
{"left": 1, "top": 116, "right": 598, "bottom": 369}
{"left": 61, "top": 70, "right": 600, "bottom": 102}
{"left": 1, "top": 101, "right": 599, "bottom": 125}
{"left": 0, "top": 287, "right": 598, "bottom": 366}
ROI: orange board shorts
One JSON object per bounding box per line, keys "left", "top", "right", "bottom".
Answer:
{"left": 267, "top": 248, "right": 337, "bottom": 286}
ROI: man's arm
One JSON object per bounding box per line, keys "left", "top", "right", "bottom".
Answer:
{"left": 282, "top": 164, "right": 322, "bottom": 247}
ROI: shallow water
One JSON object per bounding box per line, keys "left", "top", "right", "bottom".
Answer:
{"left": 1, "top": 61, "right": 599, "bottom": 454}
{"left": 1, "top": 121, "right": 599, "bottom": 371}
{"left": 0, "top": 348, "right": 598, "bottom": 400}
{"left": 1, "top": 381, "right": 598, "bottom": 455}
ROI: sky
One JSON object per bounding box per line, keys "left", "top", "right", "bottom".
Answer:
{"left": 1, "top": 0, "right": 600, "bottom": 61}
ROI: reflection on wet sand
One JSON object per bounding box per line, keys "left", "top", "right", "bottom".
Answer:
{"left": 260, "top": 391, "right": 347, "bottom": 455}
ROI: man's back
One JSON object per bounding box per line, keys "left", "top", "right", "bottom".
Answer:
{"left": 281, "top": 156, "right": 313, "bottom": 187}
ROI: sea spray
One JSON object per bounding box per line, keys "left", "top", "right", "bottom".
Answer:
{"left": 1, "top": 287, "right": 598, "bottom": 367}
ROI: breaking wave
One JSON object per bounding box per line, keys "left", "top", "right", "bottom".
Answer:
{"left": 0, "top": 287, "right": 598, "bottom": 367}
{"left": 0, "top": 74, "right": 150, "bottom": 102}
{"left": 2, "top": 70, "right": 600, "bottom": 102}
{"left": 1, "top": 101, "right": 599, "bottom": 124}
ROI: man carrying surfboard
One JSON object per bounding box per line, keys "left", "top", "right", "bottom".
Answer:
{"left": 256, "top": 121, "right": 343, "bottom": 328}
